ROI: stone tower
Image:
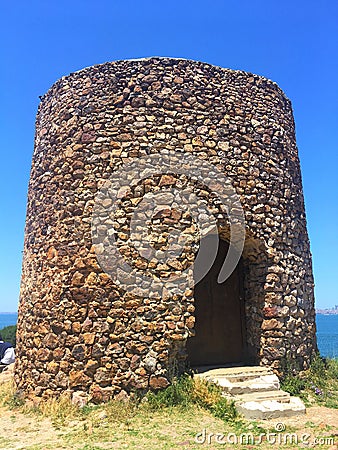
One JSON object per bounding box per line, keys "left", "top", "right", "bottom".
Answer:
{"left": 15, "top": 58, "right": 317, "bottom": 402}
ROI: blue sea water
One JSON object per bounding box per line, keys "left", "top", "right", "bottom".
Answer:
{"left": 0, "top": 312, "right": 18, "bottom": 330}
{"left": 0, "top": 312, "right": 337, "bottom": 358}
{"left": 316, "top": 314, "right": 338, "bottom": 359}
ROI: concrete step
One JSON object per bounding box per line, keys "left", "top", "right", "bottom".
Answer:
{"left": 194, "top": 365, "right": 274, "bottom": 380}
{"left": 231, "top": 389, "right": 291, "bottom": 404}
{"left": 235, "top": 397, "right": 306, "bottom": 420}
{"left": 195, "top": 366, "right": 280, "bottom": 395}
{"left": 218, "top": 374, "right": 280, "bottom": 395}
{"left": 193, "top": 365, "right": 306, "bottom": 420}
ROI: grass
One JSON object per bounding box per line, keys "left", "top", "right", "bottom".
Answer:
{"left": 0, "top": 375, "right": 243, "bottom": 449}
{"left": 281, "top": 354, "right": 338, "bottom": 408}
{"left": 0, "top": 359, "right": 337, "bottom": 449}
{"left": 143, "top": 373, "right": 238, "bottom": 422}
{"left": 0, "top": 378, "right": 22, "bottom": 407}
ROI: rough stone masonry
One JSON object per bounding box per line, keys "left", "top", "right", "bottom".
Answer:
{"left": 15, "top": 57, "right": 317, "bottom": 403}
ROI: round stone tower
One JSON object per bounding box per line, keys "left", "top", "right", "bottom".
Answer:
{"left": 15, "top": 58, "right": 317, "bottom": 402}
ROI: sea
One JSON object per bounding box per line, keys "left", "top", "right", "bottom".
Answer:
{"left": 0, "top": 312, "right": 18, "bottom": 330}
{"left": 316, "top": 314, "right": 338, "bottom": 359}
{"left": 0, "top": 312, "right": 337, "bottom": 358}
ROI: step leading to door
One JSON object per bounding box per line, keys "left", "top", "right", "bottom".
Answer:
{"left": 194, "top": 366, "right": 280, "bottom": 395}
{"left": 232, "top": 389, "right": 291, "bottom": 404}
{"left": 193, "top": 366, "right": 306, "bottom": 420}
{"left": 235, "top": 397, "right": 306, "bottom": 420}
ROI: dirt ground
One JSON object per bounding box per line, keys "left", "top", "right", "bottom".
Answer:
{"left": 0, "top": 366, "right": 337, "bottom": 450}
{"left": 0, "top": 403, "right": 337, "bottom": 449}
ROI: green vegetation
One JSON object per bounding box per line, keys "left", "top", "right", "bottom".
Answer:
{"left": 0, "top": 324, "right": 17, "bottom": 346}
{"left": 0, "top": 374, "right": 238, "bottom": 425}
{"left": 144, "top": 373, "right": 194, "bottom": 409}
{"left": 0, "top": 377, "right": 260, "bottom": 450}
{"left": 0, "top": 363, "right": 337, "bottom": 449}
{"left": 281, "top": 354, "right": 338, "bottom": 408}
{"left": 144, "top": 373, "right": 238, "bottom": 421}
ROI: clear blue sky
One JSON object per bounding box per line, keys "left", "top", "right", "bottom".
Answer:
{"left": 0, "top": 0, "right": 337, "bottom": 311}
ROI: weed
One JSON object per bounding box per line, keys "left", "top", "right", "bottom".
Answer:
{"left": 190, "top": 376, "right": 222, "bottom": 407}
{"left": 104, "top": 398, "right": 138, "bottom": 423}
{"left": 144, "top": 374, "right": 193, "bottom": 409}
{"left": 305, "top": 355, "right": 338, "bottom": 408}
{"left": 141, "top": 373, "right": 239, "bottom": 422}
{"left": 210, "top": 397, "right": 238, "bottom": 421}
{"left": 0, "top": 380, "right": 24, "bottom": 408}
{"left": 281, "top": 374, "right": 306, "bottom": 396}
{"left": 29, "top": 392, "right": 81, "bottom": 428}
{"left": 281, "top": 354, "right": 338, "bottom": 408}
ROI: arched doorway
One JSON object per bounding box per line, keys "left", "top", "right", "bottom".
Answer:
{"left": 187, "top": 236, "right": 246, "bottom": 366}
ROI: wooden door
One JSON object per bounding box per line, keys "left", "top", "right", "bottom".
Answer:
{"left": 187, "top": 238, "right": 244, "bottom": 366}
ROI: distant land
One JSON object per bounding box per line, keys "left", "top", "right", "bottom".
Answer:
{"left": 316, "top": 306, "right": 338, "bottom": 315}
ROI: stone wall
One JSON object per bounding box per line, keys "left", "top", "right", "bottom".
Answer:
{"left": 15, "top": 57, "right": 317, "bottom": 402}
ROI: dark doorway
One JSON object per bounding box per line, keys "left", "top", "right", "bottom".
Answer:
{"left": 187, "top": 236, "right": 245, "bottom": 366}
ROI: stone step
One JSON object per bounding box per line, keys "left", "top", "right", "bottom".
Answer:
{"left": 217, "top": 374, "right": 280, "bottom": 395}
{"left": 235, "top": 397, "right": 306, "bottom": 420}
{"left": 194, "top": 365, "right": 273, "bottom": 380}
{"left": 231, "top": 389, "right": 291, "bottom": 404}
{"left": 193, "top": 365, "right": 306, "bottom": 420}
{"left": 195, "top": 366, "right": 280, "bottom": 395}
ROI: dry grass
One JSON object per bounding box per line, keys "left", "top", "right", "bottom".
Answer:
{"left": 191, "top": 377, "right": 222, "bottom": 407}
{"left": 0, "top": 369, "right": 337, "bottom": 449}
{"left": 0, "top": 378, "right": 17, "bottom": 405}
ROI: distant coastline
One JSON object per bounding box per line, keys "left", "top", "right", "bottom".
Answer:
{"left": 316, "top": 307, "right": 338, "bottom": 315}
